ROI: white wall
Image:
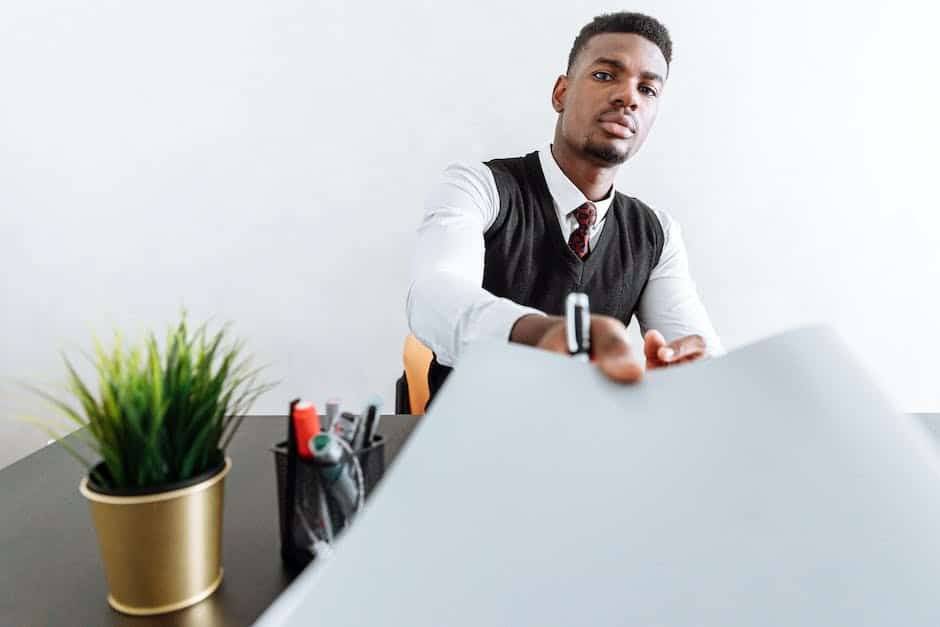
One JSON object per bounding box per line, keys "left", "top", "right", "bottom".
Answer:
{"left": 2, "top": 0, "right": 938, "bottom": 468}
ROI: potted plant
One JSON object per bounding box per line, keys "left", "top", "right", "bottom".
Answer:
{"left": 28, "top": 315, "right": 274, "bottom": 615}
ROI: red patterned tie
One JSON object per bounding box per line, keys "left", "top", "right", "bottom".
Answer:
{"left": 567, "top": 201, "right": 597, "bottom": 259}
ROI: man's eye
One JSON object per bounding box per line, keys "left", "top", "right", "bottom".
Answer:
{"left": 639, "top": 85, "right": 658, "bottom": 97}
{"left": 592, "top": 71, "right": 613, "bottom": 81}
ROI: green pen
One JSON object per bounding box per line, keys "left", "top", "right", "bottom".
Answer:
{"left": 311, "top": 433, "right": 359, "bottom": 520}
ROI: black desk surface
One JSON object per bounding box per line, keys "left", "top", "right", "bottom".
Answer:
{"left": 3, "top": 414, "right": 939, "bottom": 626}
{"left": 0, "top": 415, "right": 422, "bottom": 627}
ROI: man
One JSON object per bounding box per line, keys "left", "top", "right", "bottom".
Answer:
{"left": 407, "top": 12, "right": 723, "bottom": 401}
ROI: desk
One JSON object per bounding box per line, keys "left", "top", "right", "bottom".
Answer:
{"left": 0, "top": 415, "right": 422, "bottom": 627}
{"left": 3, "top": 414, "right": 938, "bottom": 625}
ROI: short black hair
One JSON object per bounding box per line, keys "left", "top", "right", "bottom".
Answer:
{"left": 567, "top": 12, "right": 673, "bottom": 73}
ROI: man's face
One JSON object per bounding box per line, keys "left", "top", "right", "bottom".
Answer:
{"left": 553, "top": 33, "right": 668, "bottom": 166}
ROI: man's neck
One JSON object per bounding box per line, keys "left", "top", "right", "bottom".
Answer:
{"left": 550, "top": 141, "right": 618, "bottom": 202}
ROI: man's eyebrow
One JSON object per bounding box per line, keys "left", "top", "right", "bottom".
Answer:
{"left": 591, "top": 57, "right": 665, "bottom": 84}
{"left": 592, "top": 57, "right": 627, "bottom": 72}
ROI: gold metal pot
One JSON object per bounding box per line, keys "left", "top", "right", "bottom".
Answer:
{"left": 79, "top": 458, "right": 231, "bottom": 616}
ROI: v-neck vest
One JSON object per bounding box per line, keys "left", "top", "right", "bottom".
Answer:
{"left": 426, "top": 151, "right": 665, "bottom": 402}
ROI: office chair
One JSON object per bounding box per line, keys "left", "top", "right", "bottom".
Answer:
{"left": 395, "top": 335, "right": 433, "bottom": 415}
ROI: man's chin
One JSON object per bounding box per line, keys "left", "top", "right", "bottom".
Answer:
{"left": 583, "top": 141, "right": 629, "bottom": 165}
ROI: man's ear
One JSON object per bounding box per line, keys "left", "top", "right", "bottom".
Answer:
{"left": 551, "top": 75, "right": 568, "bottom": 113}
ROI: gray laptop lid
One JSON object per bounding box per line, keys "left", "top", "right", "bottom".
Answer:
{"left": 257, "top": 326, "right": 940, "bottom": 626}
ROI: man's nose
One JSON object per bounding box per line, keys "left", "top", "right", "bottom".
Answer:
{"left": 612, "top": 84, "right": 639, "bottom": 111}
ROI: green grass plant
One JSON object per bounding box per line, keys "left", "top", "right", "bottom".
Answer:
{"left": 27, "top": 315, "right": 275, "bottom": 491}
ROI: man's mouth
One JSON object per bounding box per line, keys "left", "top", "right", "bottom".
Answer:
{"left": 598, "top": 112, "right": 637, "bottom": 138}
{"left": 598, "top": 121, "right": 634, "bottom": 139}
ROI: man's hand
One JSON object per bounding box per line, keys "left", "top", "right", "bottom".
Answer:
{"left": 511, "top": 314, "right": 644, "bottom": 383}
{"left": 510, "top": 315, "right": 709, "bottom": 382}
{"left": 643, "top": 330, "right": 707, "bottom": 369}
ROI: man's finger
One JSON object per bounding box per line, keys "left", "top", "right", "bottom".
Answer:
{"left": 644, "top": 329, "right": 667, "bottom": 363}
{"left": 584, "top": 319, "right": 644, "bottom": 382}
{"left": 645, "top": 334, "right": 709, "bottom": 369}
{"left": 676, "top": 345, "right": 705, "bottom": 361}
{"left": 597, "top": 354, "right": 645, "bottom": 382}
{"left": 658, "top": 336, "right": 707, "bottom": 366}
{"left": 674, "top": 335, "right": 706, "bottom": 360}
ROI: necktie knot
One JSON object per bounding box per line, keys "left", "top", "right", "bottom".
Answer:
{"left": 567, "top": 202, "right": 597, "bottom": 259}
{"left": 571, "top": 202, "right": 597, "bottom": 229}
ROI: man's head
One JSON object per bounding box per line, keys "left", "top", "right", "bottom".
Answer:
{"left": 552, "top": 13, "right": 672, "bottom": 166}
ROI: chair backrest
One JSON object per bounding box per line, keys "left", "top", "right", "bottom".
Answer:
{"left": 402, "top": 334, "right": 433, "bottom": 415}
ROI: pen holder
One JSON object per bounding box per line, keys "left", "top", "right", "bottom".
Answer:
{"left": 272, "top": 427, "right": 386, "bottom": 570}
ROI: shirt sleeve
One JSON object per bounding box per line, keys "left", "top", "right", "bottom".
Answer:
{"left": 405, "top": 161, "right": 546, "bottom": 367}
{"left": 636, "top": 209, "right": 726, "bottom": 357}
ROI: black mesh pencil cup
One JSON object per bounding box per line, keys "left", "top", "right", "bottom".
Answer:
{"left": 273, "top": 399, "right": 386, "bottom": 570}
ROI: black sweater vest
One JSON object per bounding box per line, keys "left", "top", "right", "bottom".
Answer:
{"left": 426, "top": 151, "right": 665, "bottom": 403}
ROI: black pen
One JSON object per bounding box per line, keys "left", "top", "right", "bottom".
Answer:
{"left": 565, "top": 292, "right": 590, "bottom": 361}
{"left": 358, "top": 395, "right": 382, "bottom": 449}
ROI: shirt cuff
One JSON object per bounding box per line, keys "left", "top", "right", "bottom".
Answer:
{"left": 450, "top": 298, "right": 545, "bottom": 367}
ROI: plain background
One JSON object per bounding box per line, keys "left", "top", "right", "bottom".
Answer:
{"left": 2, "top": 0, "right": 938, "bottom": 469}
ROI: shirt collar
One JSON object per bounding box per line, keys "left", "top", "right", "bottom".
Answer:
{"left": 538, "top": 144, "right": 614, "bottom": 225}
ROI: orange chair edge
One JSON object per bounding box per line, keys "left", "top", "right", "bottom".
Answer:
{"left": 403, "top": 334, "right": 433, "bottom": 415}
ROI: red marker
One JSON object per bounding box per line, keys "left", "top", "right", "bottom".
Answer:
{"left": 291, "top": 402, "right": 320, "bottom": 459}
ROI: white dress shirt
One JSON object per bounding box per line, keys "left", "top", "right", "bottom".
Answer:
{"left": 406, "top": 144, "right": 724, "bottom": 367}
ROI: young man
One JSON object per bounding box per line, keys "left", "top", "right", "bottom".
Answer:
{"left": 407, "top": 12, "right": 723, "bottom": 400}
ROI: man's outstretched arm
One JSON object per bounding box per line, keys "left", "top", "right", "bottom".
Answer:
{"left": 636, "top": 209, "right": 725, "bottom": 369}
{"left": 406, "top": 161, "right": 544, "bottom": 367}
